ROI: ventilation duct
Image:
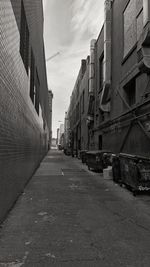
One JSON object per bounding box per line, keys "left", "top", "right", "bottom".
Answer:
{"left": 100, "top": 0, "right": 112, "bottom": 112}
{"left": 87, "top": 39, "right": 96, "bottom": 122}
{"left": 89, "top": 39, "right": 96, "bottom": 94}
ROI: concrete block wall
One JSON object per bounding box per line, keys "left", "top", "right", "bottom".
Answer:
{"left": 0, "top": 0, "right": 49, "bottom": 222}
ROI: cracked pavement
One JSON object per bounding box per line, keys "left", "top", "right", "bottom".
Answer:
{"left": 0, "top": 150, "right": 150, "bottom": 266}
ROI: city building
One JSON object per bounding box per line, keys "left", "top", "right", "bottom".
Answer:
{"left": 48, "top": 90, "right": 53, "bottom": 149}
{"left": 67, "top": 0, "right": 150, "bottom": 158}
{"left": 68, "top": 59, "right": 89, "bottom": 156}
{"left": 96, "top": 0, "right": 150, "bottom": 157}
{"left": 57, "top": 124, "right": 64, "bottom": 150}
{"left": 0, "top": 0, "right": 49, "bottom": 222}
{"left": 51, "top": 138, "right": 57, "bottom": 148}
{"left": 63, "top": 111, "right": 71, "bottom": 154}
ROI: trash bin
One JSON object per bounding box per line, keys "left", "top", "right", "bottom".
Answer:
{"left": 80, "top": 150, "right": 88, "bottom": 163}
{"left": 102, "top": 152, "right": 112, "bottom": 168}
{"left": 119, "top": 153, "right": 150, "bottom": 195}
{"left": 112, "top": 154, "right": 121, "bottom": 183}
{"left": 137, "top": 157, "right": 150, "bottom": 192}
{"left": 86, "top": 150, "right": 111, "bottom": 172}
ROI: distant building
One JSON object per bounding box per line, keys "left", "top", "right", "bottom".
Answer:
{"left": 48, "top": 90, "right": 53, "bottom": 149}
{"left": 0, "top": 0, "right": 49, "bottom": 222}
{"left": 63, "top": 111, "right": 71, "bottom": 154}
{"left": 67, "top": 59, "right": 89, "bottom": 156}
{"left": 57, "top": 124, "right": 64, "bottom": 149}
{"left": 51, "top": 138, "right": 57, "bottom": 147}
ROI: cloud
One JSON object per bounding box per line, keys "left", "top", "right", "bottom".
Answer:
{"left": 44, "top": 0, "right": 105, "bottom": 137}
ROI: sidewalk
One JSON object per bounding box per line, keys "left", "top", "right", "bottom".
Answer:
{"left": 0, "top": 150, "right": 150, "bottom": 266}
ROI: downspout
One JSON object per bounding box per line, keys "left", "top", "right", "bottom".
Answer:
{"left": 87, "top": 39, "right": 96, "bottom": 124}
{"left": 100, "top": 0, "right": 112, "bottom": 112}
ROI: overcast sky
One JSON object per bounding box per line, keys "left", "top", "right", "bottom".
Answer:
{"left": 43, "top": 0, "right": 104, "bottom": 137}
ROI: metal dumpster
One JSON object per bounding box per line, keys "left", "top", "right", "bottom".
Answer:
{"left": 112, "top": 154, "right": 121, "bottom": 183}
{"left": 86, "top": 150, "right": 111, "bottom": 172}
{"left": 119, "top": 153, "right": 150, "bottom": 195}
{"left": 80, "top": 150, "right": 88, "bottom": 163}
{"left": 137, "top": 157, "right": 150, "bottom": 192}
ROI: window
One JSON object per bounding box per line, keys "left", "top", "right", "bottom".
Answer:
{"left": 100, "top": 111, "right": 104, "bottom": 122}
{"left": 82, "top": 90, "right": 85, "bottom": 113}
{"left": 76, "top": 102, "right": 79, "bottom": 121}
{"left": 99, "top": 54, "right": 104, "bottom": 90}
{"left": 98, "top": 135, "right": 102, "bottom": 150}
{"left": 88, "top": 79, "right": 90, "bottom": 95}
{"left": 80, "top": 96, "right": 82, "bottom": 114}
{"left": 123, "top": 0, "right": 143, "bottom": 57}
{"left": 124, "top": 78, "right": 136, "bottom": 107}
{"left": 29, "top": 51, "right": 40, "bottom": 115}
{"left": 30, "top": 50, "right": 35, "bottom": 104}
{"left": 35, "top": 70, "right": 40, "bottom": 115}
{"left": 20, "top": 0, "right": 29, "bottom": 74}
{"left": 76, "top": 81, "right": 79, "bottom": 98}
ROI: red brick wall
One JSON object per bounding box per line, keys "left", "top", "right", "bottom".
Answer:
{"left": 0, "top": 0, "right": 49, "bottom": 222}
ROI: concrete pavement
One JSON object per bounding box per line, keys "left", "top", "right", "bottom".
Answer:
{"left": 0, "top": 150, "right": 150, "bottom": 266}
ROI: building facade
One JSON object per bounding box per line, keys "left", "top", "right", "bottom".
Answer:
{"left": 48, "top": 90, "right": 53, "bottom": 149}
{"left": 57, "top": 123, "right": 64, "bottom": 149}
{"left": 63, "top": 111, "right": 70, "bottom": 154}
{"left": 67, "top": 59, "right": 89, "bottom": 156}
{"left": 67, "top": 0, "right": 150, "bottom": 158}
{"left": 0, "top": 0, "right": 49, "bottom": 222}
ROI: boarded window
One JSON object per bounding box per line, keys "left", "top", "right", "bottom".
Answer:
{"left": 98, "top": 135, "right": 102, "bottom": 150}
{"left": 124, "top": 78, "right": 136, "bottom": 107}
{"left": 124, "top": 0, "right": 143, "bottom": 57}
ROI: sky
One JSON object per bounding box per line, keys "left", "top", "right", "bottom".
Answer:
{"left": 43, "top": 0, "right": 105, "bottom": 138}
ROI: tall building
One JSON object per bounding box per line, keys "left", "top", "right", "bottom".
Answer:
{"left": 48, "top": 90, "right": 53, "bottom": 149}
{"left": 0, "top": 0, "right": 49, "bottom": 222}
{"left": 94, "top": 0, "right": 150, "bottom": 156}
{"left": 67, "top": 59, "right": 88, "bottom": 156}
{"left": 67, "top": 0, "right": 150, "bottom": 158}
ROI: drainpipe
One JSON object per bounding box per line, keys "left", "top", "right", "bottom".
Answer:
{"left": 100, "top": 0, "right": 112, "bottom": 112}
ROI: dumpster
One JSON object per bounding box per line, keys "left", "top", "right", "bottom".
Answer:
{"left": 112, "top": 154, "right": 121, "bottom": 183}
{"left": 119, "top": 153, "right": 150, "bottom": 195}
{"left": 80, "top": 150, "right": 88, "bottom": 163}
{"left": 86, "top": 150, "right": 111, "bottom": 172}
{"left": 137, "top": 157, "right": 150, "bottom": 192}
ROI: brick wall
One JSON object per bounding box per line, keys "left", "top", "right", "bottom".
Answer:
{"left": 0, "top": 0, "right": 49, "bottom": 222}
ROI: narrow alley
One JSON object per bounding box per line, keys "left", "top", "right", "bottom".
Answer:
{"left": 0, "top": 150, "right": 150, "bottom": 267}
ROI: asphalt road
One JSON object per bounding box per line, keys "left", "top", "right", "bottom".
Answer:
{"left": 0, "top": 150, "right": 150, "bottom": 266}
